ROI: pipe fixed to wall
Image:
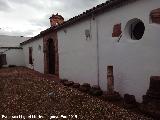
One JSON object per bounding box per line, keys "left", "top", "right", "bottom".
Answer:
{"left": 94, "top": 15, "right": 100, "bottom": 87}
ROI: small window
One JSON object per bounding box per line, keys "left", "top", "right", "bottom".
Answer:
{"left": 125, "top": 18, "right": 145, "bottom": 40}
{"left": 130, "top": 21, "right": 145, "bottom": 40}
{"left": 29, "top": 47, "right": 33, "bottom": 65}
{"left": 0, "top": 54, "right": 7, "bottom": 66}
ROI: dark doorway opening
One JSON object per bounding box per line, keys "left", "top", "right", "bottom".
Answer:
{"left": 48, "top": 39, "right": 55, "bottom": 74}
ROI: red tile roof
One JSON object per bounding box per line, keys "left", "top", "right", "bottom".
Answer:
{"left": 20, "top": 0, "right": 139, "bottom": 45}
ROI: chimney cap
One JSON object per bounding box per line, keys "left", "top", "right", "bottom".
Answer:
{"left": 49, "top": 13, "right": 64, "bottom": 20}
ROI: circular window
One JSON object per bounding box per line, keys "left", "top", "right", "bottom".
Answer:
{"left": 125, "top": 18, "right": 145, "bottom": 40}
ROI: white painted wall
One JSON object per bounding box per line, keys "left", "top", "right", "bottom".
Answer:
{"left": 0, "top": 35, "right": 30, "bottom": 67}
{"left": 58, "top": 0, "right": 160, "bottom": 102}
{"left": 97, "top": 0, "right": 160, "bottom": 102}
{"left": 0, "top": 48, "right": 25, "bottom": 66}
{"left": 22, "top": 37, "right": 44, "bottom": 73}
{"left": 58, "top": 19, "right": 98, "bottom": 85}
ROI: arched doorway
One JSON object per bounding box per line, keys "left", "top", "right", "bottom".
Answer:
{"left": 48, "top": 39, "right": 55, "bottom": 74}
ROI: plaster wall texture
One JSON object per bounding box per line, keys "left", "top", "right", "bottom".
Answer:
{"left": 58, "top": 19, "right": 98, "bottom": 85}
{"left": 22, "top": 37, "right": 44, "bottom": 73}
{"left": 0, "top": 49, "right": 25, "bottom": 66}
{"left": 58, "top": 0, "right": 160, "bottom": 102}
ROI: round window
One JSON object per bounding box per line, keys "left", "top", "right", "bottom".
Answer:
{"left": 125, "top": 18, "right": 145, "bottom": 40}
{"left": 131, "top": 21, "right": 145, "bottom": 40}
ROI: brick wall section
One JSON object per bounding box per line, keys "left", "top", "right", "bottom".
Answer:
{"left": 112, "top": 23, "right": 122, "bottom": 37}
{"left": 43, "top": 31, "right": 59, "bottom": 77}
{"left": 150, "top": 8, "right": 160, "bottom": 24}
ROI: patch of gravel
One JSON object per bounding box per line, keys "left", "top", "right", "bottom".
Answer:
{"left": 0, "top": 67, "right": 153, "bottom": 120}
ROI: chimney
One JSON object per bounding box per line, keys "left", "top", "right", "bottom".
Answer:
{"left": 49, "top": 13, "right": 64, "bottom": 27}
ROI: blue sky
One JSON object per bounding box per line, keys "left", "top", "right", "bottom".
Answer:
{"left": 0, "top": 0, "right": 106, "bottom": 37}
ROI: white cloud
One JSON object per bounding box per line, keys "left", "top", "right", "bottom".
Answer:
{"left": 0, "top": 0, "right": 107, "bottom": 37}
{"left": 0, "top": 0, "right": 11, "bottom": 11}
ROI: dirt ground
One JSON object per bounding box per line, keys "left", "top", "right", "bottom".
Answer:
{"left": 0, "top": 67, "right": 153, "bottom": 120}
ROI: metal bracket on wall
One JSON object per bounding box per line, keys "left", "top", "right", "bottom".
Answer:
{"left": 117, "top": 34, "right": 122, "bottom": 42}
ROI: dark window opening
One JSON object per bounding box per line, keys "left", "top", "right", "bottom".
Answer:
{"left": 0, "top": 54, "right": 7, "bottom": 67}
{"left": 29, "top": 47, "right": 33, "bottom": 64}
{"left": 130, "top": 21, "right": 145, "bottom": 40}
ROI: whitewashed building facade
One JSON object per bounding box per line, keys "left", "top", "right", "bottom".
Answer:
{"left": 21, "top": 0, "right": 160, "bottom": 102}
{"left": 0, "top": 35, "right": 29, "bottom": 67}
{"left": 21, "top": 37, "right": 44, "bottom": 73}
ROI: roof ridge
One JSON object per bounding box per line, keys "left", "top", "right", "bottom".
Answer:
{"left": 21, "top": 0, "right": 139, "bottom": 45}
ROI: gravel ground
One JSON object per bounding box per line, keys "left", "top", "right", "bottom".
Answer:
{"left": 0, "top": 67, "right": 153, "bottom": 120}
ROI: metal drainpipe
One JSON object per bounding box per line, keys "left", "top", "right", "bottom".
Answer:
{"left": 95, "top": 17, "right": 100, "bottom": 87}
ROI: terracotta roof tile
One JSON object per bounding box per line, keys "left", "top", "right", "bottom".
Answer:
{"left": 20, "top": 0, "right": 139, "bottom": 45}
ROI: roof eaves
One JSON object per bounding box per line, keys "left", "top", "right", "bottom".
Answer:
{"left": 54, "top": 0, "right": 138, "bottom": 30}
{"left": 0, "top": 47, "right": 22, "bottom": 49}
{"left": 20, "top": 0, "right": 139, "bottom": 45}
{"left": 20, "top": 33, "right": 42, "bottom": 45}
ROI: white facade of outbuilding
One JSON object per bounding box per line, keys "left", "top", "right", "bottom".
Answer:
{"left": 57, "top": 0, "right": 160, "bottom": 102}
{"left": 0, "top": 48, "right": 25, "bottom": 66}
{"left": 19, "top": 0, "right": 160, "bottom": 102}
{"left": 0, "top": 35, "right": 29, "bottom": 67}
{"left": 22, "top": 37, "right": 44, "bottom": 73}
